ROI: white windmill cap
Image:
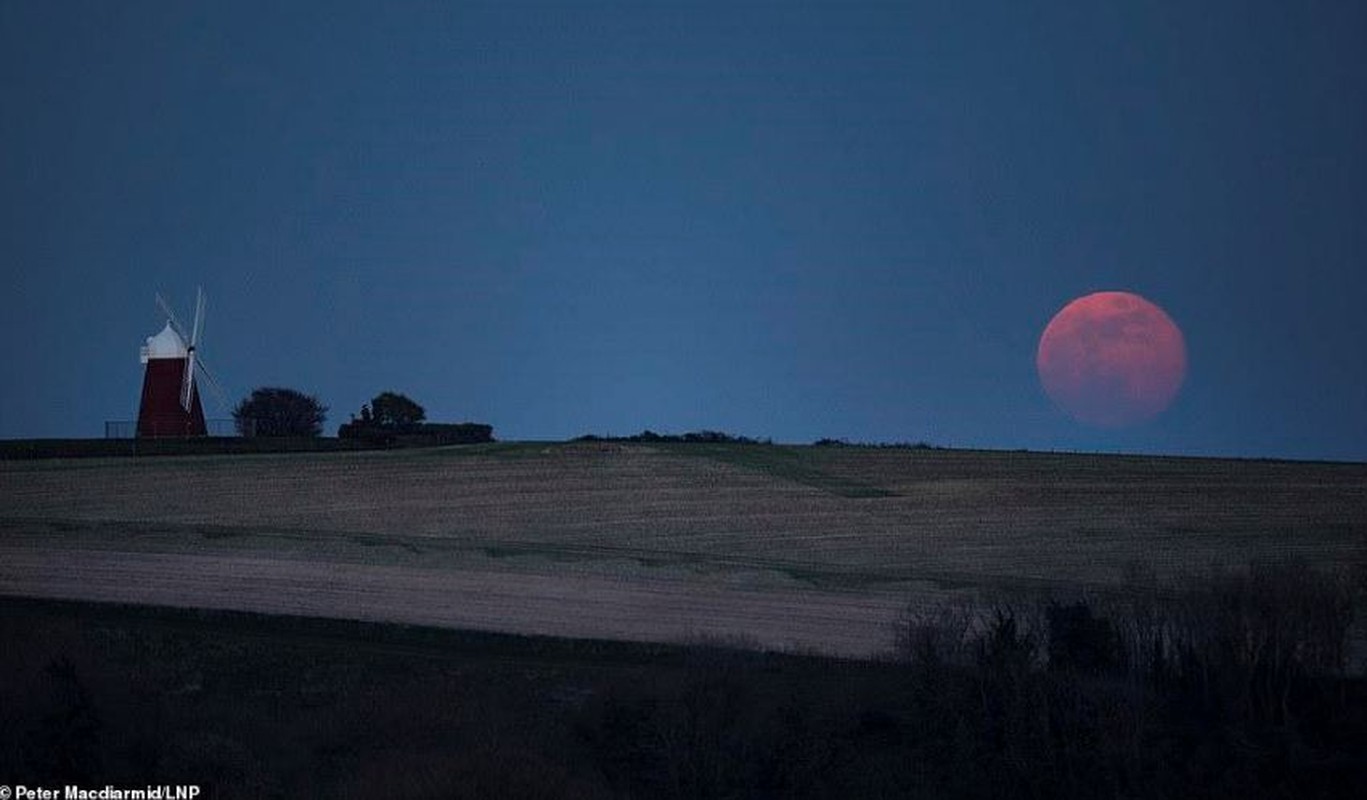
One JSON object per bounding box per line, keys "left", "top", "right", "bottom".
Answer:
{"left": 142, "top": 321, "right": 188, "bottom": 362}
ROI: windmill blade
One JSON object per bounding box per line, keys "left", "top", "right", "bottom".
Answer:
{"left": 194, "top": 356, "right": 232, "bottom": 413}
{"left": 180, "top": 352, "right": 197, "bottom": 412}
{"left": 155, "top": 292, "right": 190, "bottom": 341}
{"left": 191, "top": 286, "right": 205, "bottom": 347}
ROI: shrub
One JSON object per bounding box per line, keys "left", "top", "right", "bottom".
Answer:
{"left": 1046, "top": 600, "right": 1122, "bottom": 676}
{"left": 1158, "top": 561, "right": 1357, "bottom": 724}
{"left": 573, "top": 429, "right": 765, "bottom": 445}
{"left": 232, "top": 387, "right": 327, "bottom": 437}
{"left": 25, "top": 657, "right": 103, "bottom": 783}
{"left": 890, "top": 562, "right": 1365, "bottom": 797}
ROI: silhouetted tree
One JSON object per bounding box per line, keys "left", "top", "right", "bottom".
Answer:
{"left": 233, "top": 387, "right": 327, "bottom": 437}
{"left": 369, "top": 391, "right": 425, "bottom": 429}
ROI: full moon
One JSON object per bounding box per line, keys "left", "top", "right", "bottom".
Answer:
{"left": 1036, "top": 291, "right": 1187, "bottom": 428}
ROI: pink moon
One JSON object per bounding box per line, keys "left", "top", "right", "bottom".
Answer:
{"left": 1036, "top": 291, "right": 1187, "bottom": 428}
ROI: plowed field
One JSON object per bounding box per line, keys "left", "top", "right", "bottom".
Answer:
{"left": 3, "top": 443, "right": 1364, "bottom": 656}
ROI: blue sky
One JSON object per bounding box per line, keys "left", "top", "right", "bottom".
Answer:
{"left": 3, "top": 1, "right": 1365, "bottom": 460}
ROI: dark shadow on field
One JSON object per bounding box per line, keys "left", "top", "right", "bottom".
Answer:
{"left": 3, "top": 559, "right": 1364, "bottom": 799}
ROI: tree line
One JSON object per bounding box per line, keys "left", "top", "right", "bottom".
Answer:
{"left": 232, "top": 388, "right": 492, "bottom": 444}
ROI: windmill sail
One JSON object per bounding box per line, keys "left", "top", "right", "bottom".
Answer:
{"left": 180, "top": 350, "right": 197, "bottom": 411}
{"left": 179, "top": 287, "right": 205, "bottom": 412}
{"left": 194, "top": 356, "right": 231, "bottom": 412}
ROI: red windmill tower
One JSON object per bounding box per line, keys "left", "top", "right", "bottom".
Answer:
{"left": 137, "top": 288, "right": 227, "bottom": 437}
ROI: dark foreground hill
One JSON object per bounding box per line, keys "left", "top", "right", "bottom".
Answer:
{"left": 3, "top": 590, "right": 1363, "bottom": 799}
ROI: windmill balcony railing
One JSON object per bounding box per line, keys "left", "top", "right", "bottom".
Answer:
{"left": 105, "top": 418, "right": 254, "bottom": 439}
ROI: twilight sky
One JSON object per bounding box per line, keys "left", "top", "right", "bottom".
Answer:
{"left": 3, "top": 1, "right": 1365, "bottom": 460}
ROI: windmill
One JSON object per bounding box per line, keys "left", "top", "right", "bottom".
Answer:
{"left": 136, "top": 287, "right": 230, "bottom": 437}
